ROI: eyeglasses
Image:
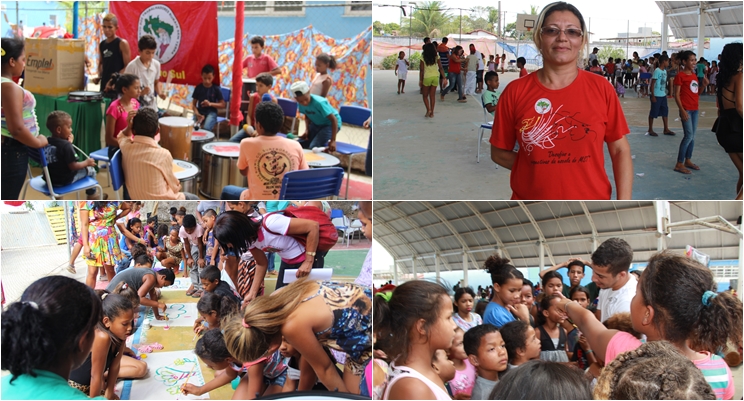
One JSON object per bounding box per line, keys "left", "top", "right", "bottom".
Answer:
{"left": 540, "top": 27, "right": 583, "bottom": 39}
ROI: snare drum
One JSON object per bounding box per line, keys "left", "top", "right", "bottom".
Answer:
{"left": 190, "top": 129, "right": 215, "bottom": 167}
{"left": 200, "top": 141, "right": 247, "bottom": 199}
{"left": 68, "top": 91, "right": 103, "bottom": 102}
{"left": 158, "top": 117, "right": 193, "bottom": 161}
{"left": 172, "top": 159, "right": 200, "bottom": 194}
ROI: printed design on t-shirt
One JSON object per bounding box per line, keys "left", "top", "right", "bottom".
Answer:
{"left": 255, "top": 147, "right": 295, "bottom": 195}
{"left": 44, "top": 146, "right": 59, "bottom": 163}
{"left": 261, "top": 246, "right": 282, "bottom": 253}
{"left": 103, "top": 49, "right": 113, "bottom": 59}
{"left": 520, "top": 103, "right": 597, "bottom": 155}
{"left": 690, "top": 80, "right": 698, "bottom": 94}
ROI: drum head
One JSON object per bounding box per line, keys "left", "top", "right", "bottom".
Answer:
{"left": 159, "top": 116, "right": 194, "bottom": 127}
{"left": 202, "top": 142, "right": 240, "bottom": 158}
{"left": 192, "top": 130, "right": 215, "bottom": 142}
{"left": 68, "top": 91, "right": 103, "bottom": 101}
{"left": 172, "top": 159, "right": 200, "bottom": 180}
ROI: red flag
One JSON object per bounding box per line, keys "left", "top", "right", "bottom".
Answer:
{"left": 230, "top": 2, "right": 245, "bottom": 126}
{"left": 109, "top": 2, "right": 219, "bottom": 86}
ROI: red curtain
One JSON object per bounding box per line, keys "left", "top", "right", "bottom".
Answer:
{"left": 230, "top": 2, "right": 245, "bottom": 127}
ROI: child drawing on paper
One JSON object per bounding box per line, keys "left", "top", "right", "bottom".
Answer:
{"left": 155, "top": 357, "right": 201, "bottom": 396}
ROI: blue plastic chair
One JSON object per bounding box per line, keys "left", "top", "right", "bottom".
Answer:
{"left": 337, "top": 105, "right": 371, "bottom": 199}
{"left": 279, "top": 167, "right": 344, "bottom": 200}
{"left": 22, "top": 144, "right": 103, "bottom": 200}
{"left": 110, "top": 149, "right": 125, "bottom": 199}
{"left": 475, "top": 95, "right": 494, "bottom": 163}
{"left": 216, "top": 87, "right": 231, "bottom": 138}
{"left": 277, "top": 97, "right": 299, "bottom": 135}
{"left": 90, "top": 147, "right": 111, "bottom": 187}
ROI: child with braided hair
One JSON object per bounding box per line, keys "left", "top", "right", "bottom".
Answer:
{"left": 594, "top": 340, "right": 715, "bottom": 400}
{"left": 554, "top": 251, "right": 741, "bottom": 400}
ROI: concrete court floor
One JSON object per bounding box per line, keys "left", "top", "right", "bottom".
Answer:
{"left": 372, "top": 69, "right": 739, "bottom": 200}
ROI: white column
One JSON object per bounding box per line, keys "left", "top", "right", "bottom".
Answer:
{"left": 661, "top": 12, "right": 668, "bottom": 52}
{"left": 697, "top": 6, "right": 705, "bottom": 58}
{"left": 435, "top": 254, "right": 440, "bottom": 282}
{"left": 462, "top": 250, "right": 469, "bottom": 288}
{"left": 592, "top": 236, "right": 598, "bottom": 252}
{"left": 412, "top": 257, "right": 417, "bottom": 280}
{"left": 539, "top": 241, "right": 545, "bottom": 271}
{"left": 393, "top": 261, "right": 399, "bottom": 285}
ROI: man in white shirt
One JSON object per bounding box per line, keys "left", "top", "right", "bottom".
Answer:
{"left": 590, "top": 237, "right": 636, "bottom": 322}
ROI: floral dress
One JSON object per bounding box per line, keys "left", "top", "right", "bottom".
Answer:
{"left": 164, "top": 236, "right": 184, "bottom": 266}
{"left": 301, "top": 281, "right": 371, "bottom": 375}
{"left": 83, "top": 202, "right": 122, "bottom": 267}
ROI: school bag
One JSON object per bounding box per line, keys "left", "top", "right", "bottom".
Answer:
{"left": 262, "top": 206, "right": 338, "bottom": 252}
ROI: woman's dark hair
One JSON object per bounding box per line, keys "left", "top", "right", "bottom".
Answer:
{"left": 213, "top": 211, "right": 262, "bottom": 255}
{"left": 569, "top": 285, "right": 590, "bottom": 300}
{"left": 500, "top": 320, "right": 530, "bottom": 363}
{"left": 639, "top": 251, "right": 742, "bottom": 353}
{"left": 108, "top": 73, "right": 140, "bottom": 94}
{"left": 195, "top": 328, "right": 232, "bottom": 363}
{"left": 541, "top": 270, "right": 564, "bottom": 288}
{"left": 716, "top": 42, "right": 742, "bottom": 106}
{"left": 182, "top": 214, "right": 197, "bottom": 229}
{"left": 316, "top": 53, "right": 337, "bottom": 70}
{"left": 197, "top": 291, "right": 238, "bottom": 321}
{"left": 156, "top": 268, "right": 176, "bottom": 285}
{"left": 95, "top": 291, "right": 133, "bottom": 348}
{"left": 422, "top": 43, "right": 437, "bottom": 66}
{"left": 534, "top": 2, "right": 587, "bottom": 51}
{"left": 1, "top": 276, "right": 102, "bottom": 383}
{"left": 375, "top": 280, "right": 448, "bottom": 363}
{"left": 593, "top": 341, "right": 715, "bottom": 400}
{"left": 490, "top": 360, "right": 592, "bottom": 400}
{"left": 484, "top": 255, "right": 524, "bottom": 286}
{"left": 536, "top": 294, "right": 561, "bottom": 326}
{"left": 677, "top": 50, "right": 696, "bottom": 69}
{"left": 453, "top": 286, "right": 476, "bottom": 313}
{"left": 126, "top": 217, "right": 142, "bottom": 234}
{"left": 1, "top": 37, "right": 24, "bottom": 67}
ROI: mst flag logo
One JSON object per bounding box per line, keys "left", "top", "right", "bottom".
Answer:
{"left": 138, "top": 4, "right": 182, "bottom": 64}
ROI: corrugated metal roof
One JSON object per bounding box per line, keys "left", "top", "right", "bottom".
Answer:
{"left": 656, "top": 1, "right": 743, "bottom": 39}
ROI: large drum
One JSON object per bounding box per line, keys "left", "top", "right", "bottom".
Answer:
{"left": 191, "top": 129, "right": 215, "bottom": 167}
{"left": 240, "top": 78, "right": 257, "bottom": 114}
{"left": 158, "top": 116, "right": 193, "bottom": 161}
{"left": 200, "top": 142, "right": 247, "bottom": 199}
{"left": 172, "top": 159, "right": 200, "bottom": 194}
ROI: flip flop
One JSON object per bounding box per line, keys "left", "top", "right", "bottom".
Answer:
{"left": 647, "top": 132, "right": 658, "bottom": 136}
{"left": 67, "top": 264, "right": 76, "bottom": 274}
{"left": 674, "top": 167, "right": 692, "bottom": 175}
{"left": 685, "top": 163, "right": 700, "bottom": 170}
{"left": 663, "top": 131, "right": 676, "bottom": 135}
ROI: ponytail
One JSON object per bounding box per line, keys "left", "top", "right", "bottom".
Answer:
{"left": 111, "top": 281, "right": 140, "bottom": 309}
{"left": 484, "top": 254, "right": 523, "bottom": 286}
{"left": 317, "top": 53, "right": 337, "bottom": 70}
{"left": 95, "top": 290, "right": 133, "bottom": 348}
{"left": 1, "top": 276, "right": 101, "bottom": 383}
{"left": 694, "top": 290, "right": 742, "bottom": 353}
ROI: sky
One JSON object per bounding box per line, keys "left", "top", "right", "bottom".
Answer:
{"left": 373, "top": 0, "right": 671, "bottom": 41}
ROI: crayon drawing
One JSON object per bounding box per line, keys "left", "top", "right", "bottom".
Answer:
{"left": 145, "top": 303, "right": 198, "bottom": 327}
{"left": 115, "top": 350, "right": 208, "bottom": 400}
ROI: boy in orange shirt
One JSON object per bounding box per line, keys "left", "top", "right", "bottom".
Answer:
{"left": 236, "top": 102, "right": 308, "bottom": 200}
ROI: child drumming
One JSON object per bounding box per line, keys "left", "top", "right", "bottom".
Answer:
{"left": 482, "top": 255, "right": 530, "bottom": 328}
{"left": 104, "top": 73, "right": 140, "bottom": 160}
{"left": 44, "top": 111, "right": 99, "bottom": 199}
{"left": 500, "top": 320, "right": 541, "bottom": 370}
{"left": 193, "top": 291, "right": 238, "bottom": 335}
{"left": 482, "top": 71, "right": 500, "bottom": 118}
{"left": 223, "top": 279, "right": 371, "bottom": 394}
{"left": 94, "top": 13, "right": 130, "bottom": 100}
{"left": 556, "top": 251, "right": 741, "bottom": 400}
{"left": 1, "top": 276, "right": 102, "bottom": 400}
{"left": 125, "top": 34, "right": 165, "bottom": 112}
{"left": 463, "top": 323, "right": 508, "bottom": 399}
{"left": 236, "top": 102, "right": 308, "bottom": 200}
{"left": 446, "top": 328, "right": 477, "bottom": 398}
{"left": 536, "top": 294, "right": 569, "bottom": 363}
{"left": 230, "top": 72, "right": 279, "bottom": 143}
{"left": 648, "top": 55, "right": 675, "bottom": 136}
{"left": 191, "top": 64, "right": 225, "bottom": 132}
{"left": 291, "top": 81, "right": 341, "bottom": 151}
{"left": 310, "top": 53, "right": 337, "bottom": 97}
{"left": 379, "top": 280, "right": 454, "bottom": 400}
{"left": 674, "top": 50, "right": 706, "bottom": 175}
{"left": 453, "top": 287, "right": 483, "bottom": 332}
{"left": 68, "top": 292, "right": 134, "bottom": 398}
{"left": 394, "top": 51, "right": 408, "bottom": 94}
{"left": 420, "top": 43, "right": 447, "bottom": 118}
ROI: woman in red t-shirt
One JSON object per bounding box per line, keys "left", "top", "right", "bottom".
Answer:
{"left": 490, "top": 2, "right": 633, "bottom": 199}
{"left": 673, "top": 50, "right": 707, "bottom": 175}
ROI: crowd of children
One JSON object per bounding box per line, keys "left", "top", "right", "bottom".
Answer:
{"left": 372, "top": 237, "right": 742, "bottom": 400}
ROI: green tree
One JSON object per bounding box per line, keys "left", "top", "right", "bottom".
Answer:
{"left": 597, "top": 46, "right": 626, "bottom": 63}
{"left": 373, "top": 20, "right": 384, "bottom": 36}
{"left": 58, "top": 1, "right": 106, "bottom": 34}
{"left": 384, "top": 22, "right": 401, "bottom": 35}
{"left": 401, "top": 1, "right": 452, "bottom": 38}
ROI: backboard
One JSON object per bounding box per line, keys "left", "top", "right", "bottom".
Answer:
{"left": 516, "top": 13, "right": 537, "bottom": 34}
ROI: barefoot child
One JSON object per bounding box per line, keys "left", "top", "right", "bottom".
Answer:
{"left": 446, "top": 328, "right": 477, "bottom": 398}
{"left": 395, "top": 51, "right": 408, "bottom": 94}
{"left": 420, "top": 43, "right": 447, "bottom": 118}
{"left": 674, "top": 50, "right": 706, "bottom": 175}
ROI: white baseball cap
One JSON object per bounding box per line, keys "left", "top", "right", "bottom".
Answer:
{"left": 290, "top": 81, "right": 310, "bottom": 96}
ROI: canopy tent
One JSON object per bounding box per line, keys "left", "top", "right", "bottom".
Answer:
{"left": 655, "top": 1, "right": 743, "bottom": 56}
{"left": 373, "top": 201, "right": 742, "bottom": 294}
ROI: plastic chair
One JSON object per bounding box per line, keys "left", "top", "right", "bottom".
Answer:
{"left": 90, "top": 147, "right": 111, "bottom": 187}
{"left": 337, "top": 105, "right": 371, "bottom": 199}
{"left": 475, "top": 95, "right": 494, "bottom": 163}
{"left": 330, "top": 209, "right": 349, "bottom": 245}
{"left": 110, "top": 149, "right": 125, "bottom": 199}
{"left": 21, "top": 144, "right": 103, "bottom": 200}
{"left": 277, "top": 97, "right": 299, "bottom": 135}
{"left": 216, "top": 87, "right": 231, "bottom": 138}
{"left": 279, "top": 167, "right": 344, "bottom": 200}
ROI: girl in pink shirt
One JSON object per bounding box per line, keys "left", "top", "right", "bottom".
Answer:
{"left": 447, "top": 328, "right": 477, "bottom": 397}
{"left": 554, "top": 251, "right": 741, "bottom": 400}
{"left": 104, "top": 73, "right": 140, "bottom": 158}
